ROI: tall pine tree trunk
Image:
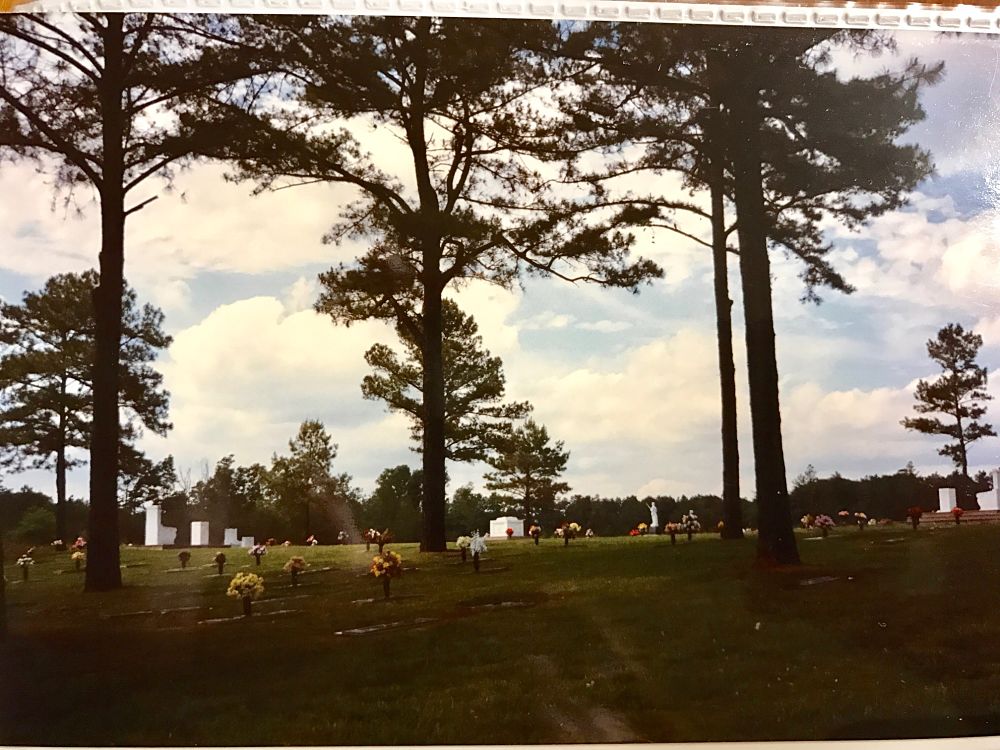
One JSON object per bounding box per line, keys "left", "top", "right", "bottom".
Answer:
{"left": 707, "top": 54, "right": 743, "bottom": 540}
{"left": 726, "top": 69, "right": 799, "bottom": 566}
{"left": 56, "top": 397, "right": 68, "bottom": 543}
{"left": 421, "top": 275, "right": 447, "bottom": 552}
{"left": 85, "top": 17, "right": 125, "bottom": 591}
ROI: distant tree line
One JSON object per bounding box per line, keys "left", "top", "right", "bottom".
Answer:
{"left": 9, "top": 460, "right": 992, "bottom": 548}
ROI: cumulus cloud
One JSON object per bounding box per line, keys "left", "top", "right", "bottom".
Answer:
{"left": 149, "top": 296, "right": 411, "bottom": 484}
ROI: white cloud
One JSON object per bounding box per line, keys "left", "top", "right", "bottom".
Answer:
{"left": 149, "top": 296, "right": 411, "bottom": 484}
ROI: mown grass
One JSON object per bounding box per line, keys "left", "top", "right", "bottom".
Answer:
{"left": 2, "top": 525, "right": 1000, "bottom": 745}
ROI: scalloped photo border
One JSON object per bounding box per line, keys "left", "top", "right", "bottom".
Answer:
{"left": 0, "top": 0, "right": 998, "bottom": 33}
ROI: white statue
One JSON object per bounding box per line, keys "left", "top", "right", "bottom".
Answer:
{"left": 648, "top": 501, "right": 659, "bottom": 532}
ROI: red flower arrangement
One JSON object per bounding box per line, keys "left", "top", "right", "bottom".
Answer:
{"left": 906, "top": 506, "right": 923, "bottom": 530}
{"left": 951, "top": 506, "right": 965, "bottom": 525}
{"left": 506, "top": 527, "right": 514, "bottom": 539}
{"left": 628, "top": 529, "right": 640, "bottom": 537}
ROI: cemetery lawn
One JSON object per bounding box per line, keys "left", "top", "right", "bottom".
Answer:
{"left": 3, "top": 526, "right": 1000, "bottom": 745}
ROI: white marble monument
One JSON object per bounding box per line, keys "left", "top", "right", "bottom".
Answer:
{"left": 977, "top": 469, "right": 1000, "bottom": 511}
{"left": 938, "top": 488, "right": 957, "bottom": 513}
{"left": 489, "top": 516, "right": 525, "bottom": 538}
{"left": 223, "top": 528, "right": 240, "bottom": 546}
{"left": 240, "top": 536, "right": 255, "bottom": 549}
{"left": 142, "top": 501, "right": 177, "bottom": 546}
{"left": 191, "top": 521, "right": 210, "bottom": 546}
{"left": 648, "top": 501, "right": 659, "bottom": 532}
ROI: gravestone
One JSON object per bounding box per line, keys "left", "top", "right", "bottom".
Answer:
{"left": 223, "top": 528, "right": 240, "bottom": 546}
{"left": 489, "top": 516, "right": 525, "bottom": 538}
{"left": 191, "top": 521, "right": 210, "bottom": 546}
{"left": 142, "top": 501, "right": 177, "bottom": 546}
{"left": 241, "top": 536, "right": 255, "bottom": 549}
{"left": 977, "top": 469, "right": 1000, "bottom": 511}
{"left": 938, "top": 488, "right": 957, "bottom": 513}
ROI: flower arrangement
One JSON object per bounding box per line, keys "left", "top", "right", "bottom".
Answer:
{"left": 814, "top": 515, "right": 835, "bottom": 537}
{"left": 71, "top": 550, "right": 86, "bottom": 571}
{"left": 51, "top": 539, "right": 66, "bottom": 551}
{"left": 281, "top": 540, "right": 292, "bottom": 547}
{"left": 561, "top": 522, "right": 581, "bottom": 546}
{"left": 506, "top": 527, "right": 514, "bottom": 539}
{"left": 680, "top": 511, "right": 701, "bottom": 541}
{"left": 214, "top": 551, "right": 227, "bottom": 575}
{"left": 71, "top": 537, "right": 87, "bottom": 551}
{"left": 227, "top": 572, "right": 265, "bottom": 617}
{"left": 528, "top": 525, "right": 541, "bottom": 545}
{"left": 283, "top": 555, "right": 308, "bottom": 585}
{"left": 637, "top": 522, "right": 648, "bottom": 535}
{"left": 249, "top": 543, "right": 267, "bottom": 566}
{"left": 265, "top": 537, "right": 277, "bottom": 546}
{"left": 628, "top": 528, "right": 640, "bottom": 537}
{"left": 585, "top": 528, "right": 595, "bottom": 538}
{"left": 16, "top": 554, "right": 33, "bottom": 581}
{"left": 837, "top": 510, "right": 850, "bottom": 523}
{"left": 177, "top": 550, "right": 192, "bottom": 569}
{"left": 951, "top": 506, "right": 965, "bottom": 525}
{"left": 553, "top": 527, "right": 564, "bottom": 538}
{"left": 370, "top": 550, "right": 403, "bottom": 598}
{"left": 906, "top": 506, "right": 923, "bottom": 529}
{"left": 337, "top": 531, "right": 349, "bottom": 544}
{"left": 456, "top": 536, "right": 472, "bottom": 562}
{"left": 666, "top": 522, "right": 679, "bottom": 544}
{"left": 854, "top": 512, "right": 869, "bottom": 530}
{"left": 364, "top": 528, "right": 378, "bottom": 551}
{"left": 800, "top": 514, "right": 815, "bottom": 529}
{"left": 306, "top": 535, "right": 319, "bottom": 546}
{"left": 470, "top": 532, "right": 488, "bottom": 571}
{"left": 717, "top": 521, "right": 725, "bottom": 537}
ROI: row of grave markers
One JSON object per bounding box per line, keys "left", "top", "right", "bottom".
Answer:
{"left": 938, "top": 469, "right": 1000, "bottom": 513}
{"left": 143, "top": 502, "right": 255, "bottom": 548}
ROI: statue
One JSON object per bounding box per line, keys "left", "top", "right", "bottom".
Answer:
{"left": 648, "top": 501, "right": 659, "bottom": 533}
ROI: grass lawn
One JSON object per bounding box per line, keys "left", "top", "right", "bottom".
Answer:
{"left": 3, "top": 525, "right": 1000, "bottom": 745}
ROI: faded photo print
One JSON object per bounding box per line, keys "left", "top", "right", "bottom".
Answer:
{"left": 1, "top": 13, "right": 1000, "bottom": 745}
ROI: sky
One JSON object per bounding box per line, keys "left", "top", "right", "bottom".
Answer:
{"left": 1, "top": 27, "right": 1000, "bottom": 504}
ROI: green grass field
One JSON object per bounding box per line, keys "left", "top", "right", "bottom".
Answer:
{"left": 2, "top": 525, "right": 1000, "bottom": 745}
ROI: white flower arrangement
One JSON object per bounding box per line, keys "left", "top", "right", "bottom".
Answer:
{"left": 456, "top": 536, "right": 472, "bottom": 549}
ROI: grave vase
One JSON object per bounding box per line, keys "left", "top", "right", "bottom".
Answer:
{"left": 242, "top": 597, "right": 252, "bottom": 617}
{"left": 382, "top": 577, "right": 391, "bottom": 599}
{"left": 460, "top": 548, "right": 467, "bottom": 563}
{"left": 473, "top": 552, "right": 480, "bottom": 572}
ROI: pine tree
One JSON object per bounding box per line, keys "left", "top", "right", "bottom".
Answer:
{"left": 902, "top": 323, "right": 995, "bottom": 499}
{"left": 484, "top": 419, "right": 570, "bottom": 520}
{"left": 0, "top": 14, "right": 256, "bottom": 590}
{"left": 561, "top": 26, "right": 940, "bottom": 564}
{"left": 362, "top": 299, "right": 531, "bottom": 464}
{"left": 190, "top": 17, "right": 661, "bottom": 551}
{"left": 0, "top": 271, "right": 171, "bottom": 541}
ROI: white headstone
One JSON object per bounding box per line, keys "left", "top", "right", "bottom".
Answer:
{"left": 938, "top": 488, "right": 957, "bottom": 512}
{"left": 223, "top": 528, "right": 240, "bottom": 546}
{"left": 143, "top": 501, "right": 177, "bottom": 546}
{"left": 241, "top": 536, "right": 255, "bottom": 549}
{"left": 191, "top": 521, "right": 210, "bottom": 546}
{"left": 489, "top": 516, "right": 525, "bottom": 538}
{"left": 977, "top": 469, "right": 1000, "bottom": 511}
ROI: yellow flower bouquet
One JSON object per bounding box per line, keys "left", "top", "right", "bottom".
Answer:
{"left": 370, "top": 550, "right": 403, "bottom": 598}
{"left": 227, "top": 572, "right": 265, "bottom": 617}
